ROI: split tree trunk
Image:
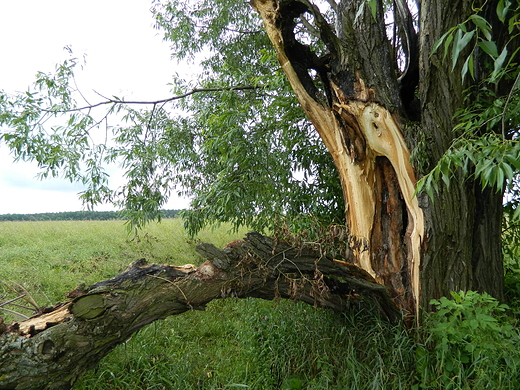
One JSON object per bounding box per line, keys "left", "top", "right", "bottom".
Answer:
{"left": 0, "top": 233, "right": 398, "bottom": 390}
{"left": 0, "top": 0, "right": 508, "bottom": 387}
{"left": 250, "top": 0, "right": 504, "bottom": 316}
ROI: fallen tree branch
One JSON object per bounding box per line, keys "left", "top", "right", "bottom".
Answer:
{"left": 0, "top": 233, "right": 399, "bottom": 390}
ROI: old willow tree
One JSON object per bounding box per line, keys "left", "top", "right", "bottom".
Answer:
{"left": 0, "top": 0, "right": 519, "bottom": 385}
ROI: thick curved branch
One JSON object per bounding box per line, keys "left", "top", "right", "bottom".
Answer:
{"left": 0, "top": 232, "right": 399, "bottom": 390}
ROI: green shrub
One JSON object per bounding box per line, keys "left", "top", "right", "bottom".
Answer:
{"left": 415, "top": 290, "right": 520, "bottom": 390}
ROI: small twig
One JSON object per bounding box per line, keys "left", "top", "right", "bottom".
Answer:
{"left": 0, "top": 307, "right": 30, "bottom": 320}
{"left": 1, "top": 281, "right": 40, "bottom": 310}
{"left": 0, "top": 294, "right": 26, "bottom": 308}
{"left": 41, "top": 85, "right": 261, "bottom": 113}
{"left": 147, "top": 274, "right": 193, "bottom": 310}
{"left": 7, "top": 281, "right": 39, "bottom": 310}
{"left": 7, "top": 303, "right": 37, "bottom": 311}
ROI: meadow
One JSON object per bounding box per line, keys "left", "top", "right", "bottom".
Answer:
{"left": 0, "top": 219, "right": 519, "bottom": 389}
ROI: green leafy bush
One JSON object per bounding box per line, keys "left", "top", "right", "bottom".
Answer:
{"left": 415, "top": 291, "right": 520, "bottom": 389}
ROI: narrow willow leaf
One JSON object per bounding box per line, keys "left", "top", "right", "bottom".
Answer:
{"left": 501, "top": 161, "right": 514, "bottom": 180}
{"left": 452, "top": 30, "right": 475, "bottom": 70}
{"left": 451, "top": 28, "right": 462, "bottom": 66}
{"left": 496, "top": 166, "right": 505, "bottom": 192}
{"left": 468, "top": 53, "right": 475, "bottom": 79}
{"left": 491, "top": 46, "right": 508, "bottom": 81}
{"left": 478, "top": 40, "right": 499, "bottom": 59}
{"left": 462, "top": 55, "right": 471, "bottom": 81}
{"left": 354, "top": 1, "right": 365, "bottom": 25}
{"left": 432, "top": 30, "right": 450, "bottom": 56}
{"left": 505, "top": 154, "right": 520, "bottom": 170}
{"left": 444, "top": 33, "right": 454, "bottom": 60}
{"left": 497, "top": 0, "right": 511, "bottom": 23}
{"left": 368, "top": 0, "right": 377, "bottom": 20}
{"left": 469, "top": 15, "right": 492, "bottom": 41}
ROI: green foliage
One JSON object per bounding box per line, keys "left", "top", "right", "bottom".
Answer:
{"left": 419, "top": 0, "right": 520, "bottom": 233}
{"left": 416, "top": 133, "right": 520, "bottom": 201}
{"left": 431, "top": 1, "right": 520, "bottom": 83}
{"left": 152, "top": 0, "right": 344, "bottom": 236}
{"left": 425, "top": 4, "right": 520, "bottom": 175}
{"left": 415, "top": 291, "right": 520, "bottom": 389}
{"left": 0, "top": 1, "right": 344, "bottom": 235}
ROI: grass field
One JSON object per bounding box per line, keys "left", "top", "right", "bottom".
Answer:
{"left": 0, "top": 219, "right": 243, "bottom": 309}
{"left": 1, "top": 219, "right": 519, "bottom": 389}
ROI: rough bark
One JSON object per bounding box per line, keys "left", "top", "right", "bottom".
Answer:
{"left": 0, "top": 233, "right": 398, "bottom": 390}
{"left": 418, "top": 0, "right": 505, "bottom": 307}
{"left": 250, "top": 0, "right": 505, "bottom": 317}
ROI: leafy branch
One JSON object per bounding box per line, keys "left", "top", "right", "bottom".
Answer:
{"left": 41, "top": 85, "right": 262, "bottom": 114}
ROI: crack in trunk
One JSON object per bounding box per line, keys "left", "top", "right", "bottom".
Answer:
{"left": 251, "top": 0, "right": 424, "bottom": 317}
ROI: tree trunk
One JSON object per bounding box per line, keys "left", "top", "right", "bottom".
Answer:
{"left": 417, "top": 0, "right": 504, "bottom": 308}
{"left": 0, "top": 233, "right": 398, "bottom": 390}
{"left": 250, "top": 0, "right": 504, "bottom": 317}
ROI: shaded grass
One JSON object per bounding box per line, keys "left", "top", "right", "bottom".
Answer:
{"left": 75, "top": 299, "right": 416, "bottom": 390}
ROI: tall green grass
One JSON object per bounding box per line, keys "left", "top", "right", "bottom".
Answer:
{"left": 0, "top": 219, "right": 244, "bottom": 318}
{"left": 74, "top": 299, "right": 415, "bottom": 390}
{"left": 1, "top": 219, "right": 519, "bottom": 389}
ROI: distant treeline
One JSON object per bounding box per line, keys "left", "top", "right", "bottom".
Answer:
{"left": 0, "top": 210, "right": 182, "bottom": 222}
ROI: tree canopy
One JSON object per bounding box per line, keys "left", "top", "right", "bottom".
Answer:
{"left": 0, "top": 0, "right": 345, "bottom": 235}
{"left": 0, "top": 0, "right": 518, "bottom": 235}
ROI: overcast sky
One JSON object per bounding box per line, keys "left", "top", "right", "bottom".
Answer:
{"left": 0, "top": 0, "right": 192, "bottom": 214}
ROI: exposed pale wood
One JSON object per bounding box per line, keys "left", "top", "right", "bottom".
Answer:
{"left": 251, "top": 0, "right": 423, "bottom": 316}
{"left": 18, "top": 303, "right": 72, "bottom": 335}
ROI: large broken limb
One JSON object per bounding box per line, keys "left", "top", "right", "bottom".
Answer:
{"left": 0, "top": 232, "right": 399, "bottom": 390}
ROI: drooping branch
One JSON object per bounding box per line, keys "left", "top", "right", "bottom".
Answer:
{"left": 0, "top": 232, "right": 399, "bottom": 390}
{"left": 43, "top": 85, "right": 262, "bottom": 113}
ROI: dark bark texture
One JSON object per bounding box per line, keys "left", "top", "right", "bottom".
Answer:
{"left": 418, "top": 0, "right": 504, "bottom": 307}
{"left": 0, "top": 233, "right": 398, "bottom": 390}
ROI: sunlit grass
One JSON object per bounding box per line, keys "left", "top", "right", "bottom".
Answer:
{"left": 0, "top": 219, "right": 246, "bottom": 319}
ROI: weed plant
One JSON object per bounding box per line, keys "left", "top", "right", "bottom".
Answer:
{"left": 415, "top": 291, "right": 520, "bottom": 390}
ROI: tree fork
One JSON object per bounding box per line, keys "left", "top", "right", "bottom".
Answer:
{"left": 0, "top": 232, "right": 399, "bottom": 390}
{"left": 251, "top": 0, "right": 424, "bottom": 316}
